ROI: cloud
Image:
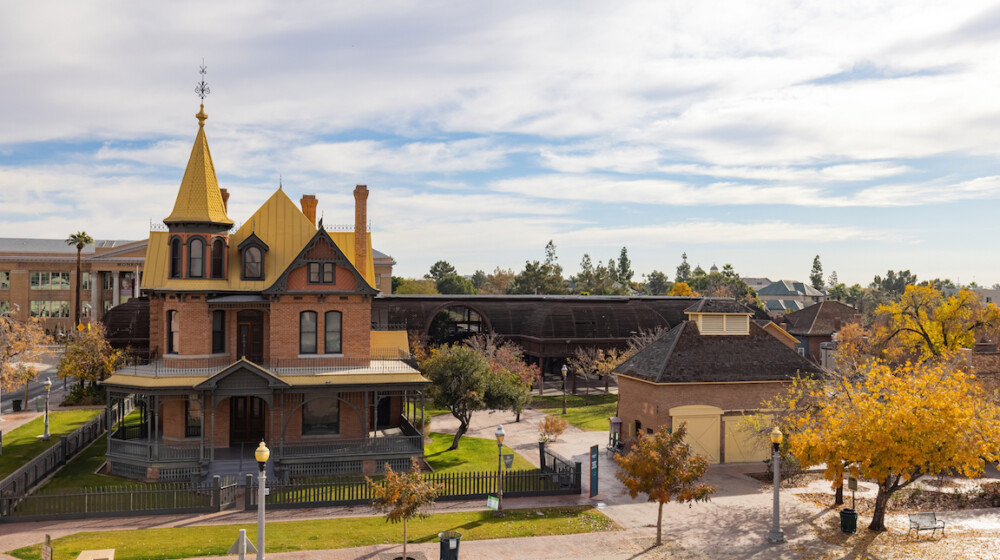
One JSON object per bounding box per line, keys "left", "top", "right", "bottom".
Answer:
{"left": 291, "top": 138, "right": 513, "bottom": 175}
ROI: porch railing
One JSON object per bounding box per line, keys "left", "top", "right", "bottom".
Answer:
{"left": 280, "top": 435, "right": 423, "bottom": 459}
{"left": 113, "top": 348, "right": 418, "bottom": 377}
{"left": 107, "top": 439, "right": 207, "bottom": 462}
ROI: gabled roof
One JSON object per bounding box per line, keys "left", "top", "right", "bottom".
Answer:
{"left": 614, "top": 321, "right": 822, "bottom": 384}
{"left": 782, "top": 300, "right": 859, "bottom": 336}
{"left": 195, "top": 358, "right": 290, "bottom": 389}
{"left": 163, "top": 107, "right": 233, "bottom": 226}
{"left": 758, "top": 280, "right": 825, "bottom": 297}
{"left": 265, "top": 226, "right": 377, "bottom": 295}
{"left": 684, "top": 298, "right": 755, "bottom": 314}
{"left": 765, "top": 299, "right": 808, "bottom": 312}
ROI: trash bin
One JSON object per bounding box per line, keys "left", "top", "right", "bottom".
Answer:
{"left": 439, "top": 531, "right": 461, "bottom": 560}
{"left": 11, "top": 399, "right": 21, "bottom": 412}
{"left": 840, "top": 508, "right": 858, "bottom": 533}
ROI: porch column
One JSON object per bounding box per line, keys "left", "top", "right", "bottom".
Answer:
{"left": 145, "top": 394, "right": 153, "bottom": 460}
{"left": 210, "top": 398, "right": 216, "bottom": 461}
{"left": 420, "top": 390, "right": 425, "bottom": 433}
{"left": 364, "top": 391, "right": 370, "bottom": 438}
{"left": 153, "top": 394, "right": 159, "bottom": 460}
{"left": 278, "top": 392, "right": 285, "bottom": 457}
{"left": 112, "top": 272, "right": 120, "bottom": 306}
{"left": 200, "top": 392, "right": 206, "bottom": 461}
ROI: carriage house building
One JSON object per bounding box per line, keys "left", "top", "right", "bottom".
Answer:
{"left": 104, "top": 103, "right": 428, "bottom": 482}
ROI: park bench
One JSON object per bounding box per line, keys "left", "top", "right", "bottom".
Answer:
{"left": 908, "top": 512, "right": 945, "bottom": 538}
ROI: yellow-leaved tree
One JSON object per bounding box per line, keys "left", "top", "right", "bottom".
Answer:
{"left": 367, "top": 458, "right": 440, "bottom": 560}
{"left": 615, "top": 424, "right": 716, "bottom": 546}
{"left": 0, "top": 311, "right": 52, "bottom": 407}
{"left": 668, "top": 282, "right": 696, "bottom": 297}
{"left": 779, "top": 357, "right": 1000, "bottom": 531}
{"left": 874, "top": 286, "right": 1000, "bottom": 363}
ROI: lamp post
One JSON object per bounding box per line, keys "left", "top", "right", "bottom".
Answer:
{"left": 43, "top": 377, "right": 52, "bottom": 441}
{"left": 560, "top": 364, "right": 568, "bottom": 415}
{"left": 767, "top": 427, "right": 785, "bottom": 544}
{"left": 494, "top": 424, "right": 505, "bottom": 517}
{"left": 254, "top": 440, "right": 270, "bottom": 560}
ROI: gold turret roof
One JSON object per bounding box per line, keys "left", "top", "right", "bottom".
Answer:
{"left": 163, "top": 105, "right": 233, "bottom": 226}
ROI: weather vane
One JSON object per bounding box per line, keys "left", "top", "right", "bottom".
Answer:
{"left": 195, "top": 60, "right": 210, "bottom": 101}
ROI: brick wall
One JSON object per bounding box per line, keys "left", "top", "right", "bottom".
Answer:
{"left": 286, "top": 264, "right": 358, "bottom": 291}
{"left": 617, "top": 376, "right": 789, "bottom": 443}
{"left": 267, "top": 295, "right": 371, "bottom": 360}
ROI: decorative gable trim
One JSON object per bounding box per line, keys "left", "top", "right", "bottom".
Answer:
{"left": 195, "top": 357, "right": 290, "bottom": 390}
{"left": 237, "top": 232, "right": 270, "bottom": 252}
{"left": 264, "top": 228, "right": 378, "bottom": 295}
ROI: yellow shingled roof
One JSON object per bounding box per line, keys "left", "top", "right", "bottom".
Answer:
{"left": 144, "top": 188, "right": 377, "bottom": 291}
{"left": 163, "top": 107, "right": 233, "bottom": 226}
{"left": 105, "top": 372, "right": 428, "bottom": 389}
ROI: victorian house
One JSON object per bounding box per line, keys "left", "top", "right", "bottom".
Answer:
{"left": 104, "top": 103, "right": 428, "bottom": 482}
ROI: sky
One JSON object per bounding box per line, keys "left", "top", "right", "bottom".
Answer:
{"left": 3, "top": 1, "right": 1000, "bottom": 287}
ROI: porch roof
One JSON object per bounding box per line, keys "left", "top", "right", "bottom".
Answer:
{"left": 105, "top": 371, "right": 429, "bottom": 389}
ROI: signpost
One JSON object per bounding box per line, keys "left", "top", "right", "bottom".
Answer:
{"left": 590, "top": 445, "right": 599, "bottom": 497}
{"left": 848, "top": 477, "right": 858, "bottom": 510}
{"left": 503, "top": 453, "right": 514, "bottom": 469}
{"left": 41, "top": 535, "right": 52, "bottom": 560}
{"left": 486, "top": 496, "right": 499, "bottom": 510}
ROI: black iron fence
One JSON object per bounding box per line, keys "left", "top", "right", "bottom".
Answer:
{"left": 0, "top": 411, "right": 108, "bottom": 499}
{"left": 246, "top": 464, "right": 582, "bottom": 510}
{"left": 0, "top": 476, "right": 237, "bottom": 522}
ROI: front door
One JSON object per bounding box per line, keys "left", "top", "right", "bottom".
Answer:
{"left": 230, "top": 396, "right": 266, "bottom": 445}
{"left": 236, "top": 310, "right": 264, "bottom": 364}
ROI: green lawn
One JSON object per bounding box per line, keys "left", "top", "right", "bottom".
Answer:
{"left": 36, "top": 433, "right": 146, "bottom": 492}
{"left": 530, "top": 393, "right": 617, "bottom": 431}
{"left": 425, "top": 432, "right": 535, "bottom": 472}
{"left": 9, "top": 506, "right": 617, "bottom": 560}
{"left": 0, "top": 409, "right": 103, "bottom": 479}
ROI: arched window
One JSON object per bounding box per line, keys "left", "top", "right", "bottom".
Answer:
{"left": 300, "top": 311, "right": 317, "bottom": 354}
{"left": 211, "top": 238, "right": 226, "bottom": 279}
{"left": 169, "top": 238, "right": 182, "bottom": 278}
{"left": 212, "top": 310, "right": 225, "bottom": 354}
{"left": 243, "top": 247, "right": 263, "bottom": 280}
{"left": 188, "top": 238, "right": 205, "bottom": 278}
{"left": 166, "top": 310, "right": 179, "bottom": 354}
{"left": 324, "top": 311, "right": 342, "bottom": 354}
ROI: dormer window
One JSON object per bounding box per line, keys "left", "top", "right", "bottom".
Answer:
{"left": 308, "top": 262, "right": 335, "bottom": 284}
{"left": 188, "top": 237, "right": 205, "bottom": 278}
{"left": 238, "top": 233, "right": 269, "bottom": 281}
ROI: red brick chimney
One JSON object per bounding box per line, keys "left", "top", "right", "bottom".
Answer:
{"left": 300, "top": 194, "right": 318, "bottom": 226}
{"left": 354, "top": 185, "right": 369, "bottom": 277}
{"left": 220, "top": 188, "right": 230, "bottom": 212}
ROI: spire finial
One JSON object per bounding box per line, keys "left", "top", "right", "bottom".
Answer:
{"left": 195, "top": 60, "right": 210, "bottom": 127}
{"left": 279, "top": 174, "right": 283, "bottom": 190}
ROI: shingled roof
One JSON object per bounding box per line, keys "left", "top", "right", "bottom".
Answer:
{"left": 684, "top": 298, "right": 756, "bottom": 314}
{"left": 782, "top": 301, "right": 860, "bottom": 336}
{"left": 614, "top": 320, "right": 823, "bottom": 383}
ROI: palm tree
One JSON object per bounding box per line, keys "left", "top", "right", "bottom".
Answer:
{"left": 65, "top": 231, "right": 94, "bottom": 326}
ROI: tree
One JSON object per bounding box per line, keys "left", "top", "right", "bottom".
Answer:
{"left": 571, "top": 254, "right": 622, "bottom": 295}
{"left": 66, "top": 231, "right": 94, "bottom": 326}
{"left": 367, "top": 458, "right": 440, "bottom": 560}
{"left": 873, "top": 286, "right": 1000, "bottom": 363}
{"left": 810, "top": 255, "right": 824, "bottom": 290}
{"left": 0, "top": 310, "right": 51, "bottom": 408}
{"left": 421, "top": 344, "right": 529, "bottom": 449}
{"left": 481, "top": 267, "right": 515, "bottom": 294}
{"left": 870, "top": 269, "right": 918, "bottom": 300}
{"left": 59, "top": 323, "right": 126, "bottom": 388}
{"left": 615, "top": 424, "right": 716, "bottom": 546}
{"left": 509, "top": 241, "right": 568, "bottom": 294}
{"left": 435, "top": 274, "right": 476, "bottom": 295}
{"left": 391, "top": 276, "right": 405, "bottom": 293}
{"left": 779, "top": 358, "right": 1000, "bottom": 531}
{"left": 644, "top": 270, "right": 671, "bottom": 295}
{"left": 675, "top": 253, "right": 691, "bottom": 283}
{"left": 470, "top": 270, "right": 487, "bottom": 290}
{"left": 424, "top": 260, "right": 457, "bottom": 282}
{"left": 669, "top": 282, "right": 696, "bottom": 297}
{"left": 828, "top": 283, "right": 848, "bottom": 302}
{"left": 464, "top": 333, "right": 538, "bottom": 419}
{"left": 617, "top": 247, "right": 633, "bottom": 284}
{"left": 847, "top": 284, "right": 864, "bottom": 304}
{"left": 721, "top": 264, "right": 736, "bottom": 279}
{"left": 394, "top": 278, "right": 439, "bottom": 295}
{"left": 828, "top": 271, "right": 838, "bottom": 288}
{"left": 568, "top": 346, "right": 624, "bottom": 396}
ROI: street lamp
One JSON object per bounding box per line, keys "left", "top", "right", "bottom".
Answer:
{"left": 254, "top": 440, "right": 270, "bottom": 560}
{"left": 560, "top": 364, "right": 568, "bottom": 415}
{"left": 767, "top": 426, "right": 785, "bottom": 544}
{"left": 494, "top": 424, "right": 505, "bottom": 517}
{"left": 42, "top": 377, "right": 52, "bottom": 441}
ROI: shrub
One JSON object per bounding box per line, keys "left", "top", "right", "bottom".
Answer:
{"left": 538, "top": 415, "right": 568, "bottom": 442}
{"left": 980, "top": 482, "right": 1000, "bottom": 507}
